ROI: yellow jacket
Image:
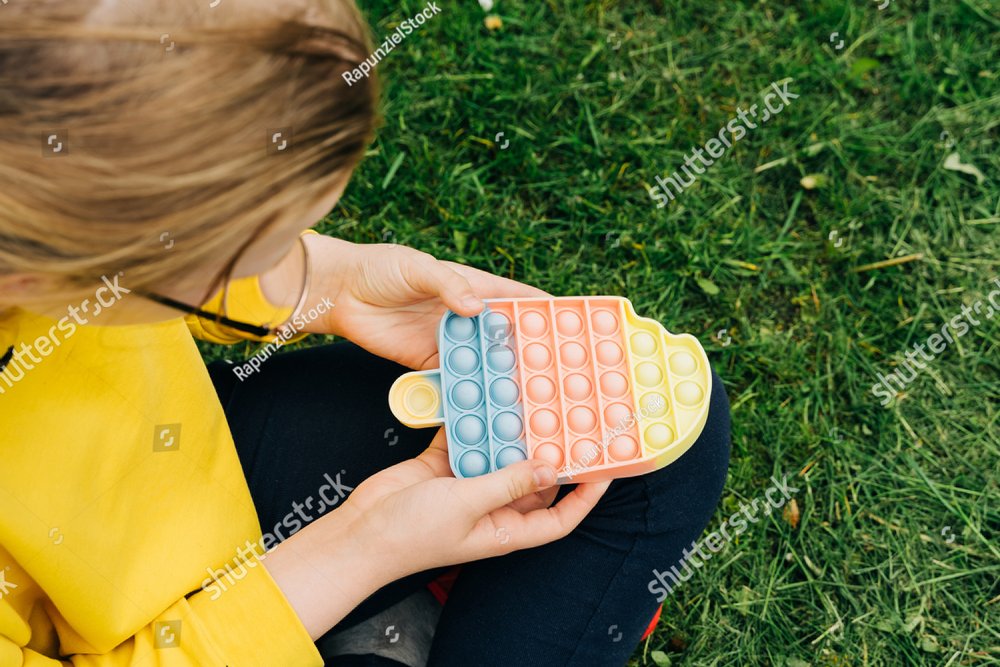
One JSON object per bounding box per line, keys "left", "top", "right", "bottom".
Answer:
{"left": 0, "top": 275, "right": 322, "bottom": 666}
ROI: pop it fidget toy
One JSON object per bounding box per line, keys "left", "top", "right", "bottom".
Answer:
{"left": 388, "top": 297, "right": 712, "bottom": 484}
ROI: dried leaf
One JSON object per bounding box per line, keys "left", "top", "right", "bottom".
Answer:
{"left": 943, "top": 152, "right": 986, "bottom": 184}
{"left": 800, "top": 174, "right": 828, "bottom": 190}
{"left": 783, "top": 498, "right": 800, "bottom": 528}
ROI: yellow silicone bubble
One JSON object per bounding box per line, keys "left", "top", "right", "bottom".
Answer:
{"left": 640, "top": 392, "right": 668, "bottom": 418}
{"left": 406, "top": 384, "right": 438, "bottom": 418}
{"left": 644, "top": 423, "right": 674, "bottom": 449}
{"left": 636, "top": 362, "right": 663, "bottom": 387}
{"left": 669, "top": 351, "right": 697, "bottom": 376}
{"left": 630, "top": 331, "right": 657, "bottom": 357}
{"left": 675, "top": 381, "right": 704, "bottom": 406}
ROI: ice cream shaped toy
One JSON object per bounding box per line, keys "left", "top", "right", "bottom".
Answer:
{"left": 388, "top": 297, "right": 712, "bottom": 484}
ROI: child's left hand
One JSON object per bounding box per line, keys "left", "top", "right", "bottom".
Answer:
{"left": 303, "top": 238, "right": 547, "bottom": 370}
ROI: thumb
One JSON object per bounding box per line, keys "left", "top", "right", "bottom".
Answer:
{"left": 455, "top": 460, "right": 559, "bottom": 515}
{"left": 405, "top": 254, "right": 483, "bottom": 317}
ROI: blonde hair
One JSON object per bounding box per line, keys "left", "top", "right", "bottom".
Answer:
{"left": 0, "top": 0, "right": 379, "bottom": 302}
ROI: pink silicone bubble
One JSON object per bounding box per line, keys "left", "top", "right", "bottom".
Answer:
{"left": 559, "top": 341, "right": 587, "bottom": 369}
{"left": 556, "top": 309, "right": 584, "bottom": 337}
{"left": 519, "top": 310, "right": 548, "bottom": 338}
{"left": 533, "top": 442, "right": 564, "bottom": 468}
{"left": 526, "top": 375, "right": 557, "bottom": 404}
{"left": 523, "top": 343, "right": 552, "bottom": 371}
{"left": 604, "top": 402, "right": 632, "bottom": 429}
{"left": 609, "top": 435, "right": 639, "bottom": 461}
{"left": 571, "top": 439, "right": 601, "bottom": 465}
{"left": 567, "top": 406, "right": 597, "bottom": 433}
{"left": 596, "top": 340, "right": 624, "bottom": 366}
{"left": 591, "top": 309, "right": 619, "bottom": 336}
{"left": 599, "top": 371, "right": 629, "bottom": 398}
{"left": 564, "top": 373, "right": 593, "bottom": 401}
{"left": 530, "top": 409, "right": 560, "bottom": 438}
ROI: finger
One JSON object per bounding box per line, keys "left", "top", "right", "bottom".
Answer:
{"left": 402, "top": 254, "right": 483, "bottom": 317}
{"left": 443, "top": 262, "right": 551, "bottom": 299}
{"left": 453, "top": 459, "right": 558, "bottom": 515}
{"left": 507, "top": 486, "right": 557, "bottom": 513}
{"left": 484, "top": 480, "right": 611, "bottom": 551}
{"left": 420, "top": 352, "right": 440, "bottom": 371}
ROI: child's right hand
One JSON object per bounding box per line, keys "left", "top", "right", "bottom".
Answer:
{"left": 344, "top": 429, "right": 610, "bottom": 571}
{"left": 262, "top": 429, "right": 610, "bottom": 639}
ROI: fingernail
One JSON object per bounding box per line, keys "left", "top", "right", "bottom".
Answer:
{"left": 462, "top": 296, "right": 483, "bottom": 311}
{"left": 533, "top": 464, "right": 557, "bottom": 487}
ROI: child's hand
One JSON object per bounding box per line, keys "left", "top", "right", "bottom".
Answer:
{"left": 307, "top": 238, "right": 547, "bottom": 369}
{"left": 262, "top": 429, "right": 608, "bottom": 639}
{"left": 343, "top": 429, "right": 610, "bottom": 577}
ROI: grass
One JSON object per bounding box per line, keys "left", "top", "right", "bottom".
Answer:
{"left": 216, "top": 0, "right": 999, "bottom": 663}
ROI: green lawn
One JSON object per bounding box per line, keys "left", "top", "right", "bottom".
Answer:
{"left": 221, "top": 1, "right": 999, "bottom": 663}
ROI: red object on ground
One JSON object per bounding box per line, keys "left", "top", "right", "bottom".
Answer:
{"left": 640, "top": 604, "right": 662, "bottom": 640}
{"left": 427, "top": 569, "right": 663, "bottom": 640}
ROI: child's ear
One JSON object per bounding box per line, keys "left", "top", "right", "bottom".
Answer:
{"left": 0, "top": 273, "right": 59, "bottom": 306}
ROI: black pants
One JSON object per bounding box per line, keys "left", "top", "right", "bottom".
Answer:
{"left": 208, "top": 342, "right": 730, "bottom": 666}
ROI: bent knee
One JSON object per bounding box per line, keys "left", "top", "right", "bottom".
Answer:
{"left": 638, "top": 367, "right": 731, "bottom": 527}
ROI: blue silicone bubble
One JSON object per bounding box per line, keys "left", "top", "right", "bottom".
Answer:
{"left": 486, "top": 344, "right": 516, "bottom": 373}
{"left": 496, "top": 446, "right": 527, "bottom": 468}
{"left": 446, "top": 346, "right": 480, "bottom": 376}
{"left": 445, "top": 314, "right": 477, "bottom": 342}
{"left": 489, "top": 377, "right": 519, "bottom": 407}
{"left": 454, "top": 414, "right": 486, "bottom": 445}
{"left": 458, "top": 450, "right": 490, "bottom": 477}
{"left": 492, "top": 411, "right": 523, "bottom": 442}
{"left": 450, "top": 380, "right": 483, "bottom": 410}
{"left": 482, "top": 311, "right": 512, "bottom": 342}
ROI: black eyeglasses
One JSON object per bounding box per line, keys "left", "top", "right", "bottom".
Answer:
{"left": 138, "top": 291, "right": 277, "bottom": 337}
{"left": 139, "top": 235, "right": 312, "bottom": 339}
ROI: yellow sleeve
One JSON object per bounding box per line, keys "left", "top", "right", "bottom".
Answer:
{"left": 184, "top": 273, "right": 309, "bottom": 345}
{"left": 187, "top": 230, "right": 318, "bottom": 345}
{"left": 2, "top": 563, "right": 323, "bottom": 666}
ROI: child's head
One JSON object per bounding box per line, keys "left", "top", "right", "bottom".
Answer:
{"left": 0, "top": 0, "right": 378, "bottom": 310}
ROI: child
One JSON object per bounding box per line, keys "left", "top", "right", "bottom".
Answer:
{"left": 0, "top": 2, "right": 730, "bottom": 665}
